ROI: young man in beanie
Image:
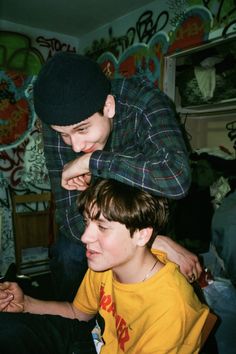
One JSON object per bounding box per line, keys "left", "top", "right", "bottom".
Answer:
{"left": 33, "top": 52, "right": 201, "bottom": 301}
{"left": 0, "top": 179, "right": 208, "bottom": 354}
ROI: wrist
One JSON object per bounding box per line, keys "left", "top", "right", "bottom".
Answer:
{"left": 153, "top": 235, "right": 169, "bottom": 251}
{"left": 23, "top": 295, "right": 30, "bottom": 313}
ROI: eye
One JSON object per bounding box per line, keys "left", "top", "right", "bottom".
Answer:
{"left": 77, "top": 126, "right": 88, "bottom": 133}
{"left": 98, "top": 223, "right": 108, "bottom": 231}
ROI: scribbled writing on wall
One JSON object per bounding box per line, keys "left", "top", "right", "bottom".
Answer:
{"left": 85, "top": 10, "right": 169, "bottom": 60}
{"left": 85, "top": 1, "right": 236, "bottom": 61}
{"left": 1, "top": 145, "right": 27, "bottom": 188}
{"left": 85, "top": 28, "right": 131, "bottom": 61}
{"left": 127, "top": 10, "right": 169, "bottom": 44}
{"left": 36, "top": 36, "right": 76, "bottom": 59}
{"left": 202, "top": 0, "right": 236, "bottom": 35}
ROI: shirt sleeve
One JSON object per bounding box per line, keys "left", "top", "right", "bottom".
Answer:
{"left": 42, "top": 123, "right": 85, "bottom": 241}
{"left": 89, "top": 85, "right": 191, "bottom": 199}
{"left": 73, "top": 269, "right": 99, "bottom": 315}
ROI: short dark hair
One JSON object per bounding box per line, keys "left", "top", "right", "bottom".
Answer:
{"left": 77, "top": 179, "right": 168, "bottom": 248}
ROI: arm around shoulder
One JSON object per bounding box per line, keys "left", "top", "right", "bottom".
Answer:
{"left": 153, "top": 235, "right": 202, "bottom": 281}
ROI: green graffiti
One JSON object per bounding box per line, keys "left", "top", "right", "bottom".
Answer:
{"left": 0, "top": 31, "right": 44, "bottom": 75}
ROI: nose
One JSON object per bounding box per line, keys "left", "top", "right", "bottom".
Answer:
{"left": 71, "top": 136, "right": 85, "bottom": 153}
{"left": 81, "top": 222, "right": 97, "bottom": 244}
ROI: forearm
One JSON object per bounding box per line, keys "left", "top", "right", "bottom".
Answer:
{"left": 24, "top": 295, "right": 74, "bottom": 318}
{"left": 153, "top": 235, "right": 175, "bottom": 255}
{"left": 42, "top": 122, "right": 81, "bottom": 209}
{"left": 153, "top": 235, "right": 202, "bottom": 280}
{"left": 153, "top": 235, "right": 196, "bottom": 264}
{"left": 24, "top": 296, "right": 93, "bottom": 322}
{"left": 90, "top": 149, "right": 191, "bottom": 199}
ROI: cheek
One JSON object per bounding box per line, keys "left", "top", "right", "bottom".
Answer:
{"left": 89, "top": 130, "right": 102, "bottom": 141}
{"left": 94, "top": 125, "right": 110, "bottom": 141}
{"left": 101, "top": 238, "right": 120, "bottom": 258}
{"left": 103, "top": 237, "right": 134, "bottom": 260}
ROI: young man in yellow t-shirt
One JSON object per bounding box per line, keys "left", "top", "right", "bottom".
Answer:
{"left": 0, "top": 179, "right": 208, "bottom": 353}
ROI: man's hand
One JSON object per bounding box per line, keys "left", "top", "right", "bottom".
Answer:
{"left": 153, "top": 236, "right": 202, "bottom": 282}
{"left": 0, "top": 282, "right": 24, "bottom": 312}
{"left": 61, "top": 153, "right": 92, "bottom": 190}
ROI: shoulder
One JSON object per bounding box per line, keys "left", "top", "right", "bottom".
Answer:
{"left": 151, "top": 259, "right": 201, "bottom": 308}
{"left": 111, "top": 76, "right": 173, "bottom": 110}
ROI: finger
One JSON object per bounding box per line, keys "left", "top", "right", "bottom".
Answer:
{"left": 191, "top": 269, "right": 198, "bottom": 282}
{"left": 63, "top": 179, "right": 88, "bottom": 191}
{"left": 84, "top": 174, "right": 91, "bottom": 184}
{"left": 0, "top": 282, "right": 10, "bottom": 290}
{"left": 72, "top": 177, "right": 90, "bottom": 189}
{"left": 61, "top": 179, "right": 78, "bottom": 190}
{"left": 73, "top": 177, "right": 86, "bottom": 186}
{"left": 189, "top": 261, "right": 202, "bottom": 282}
{"left": 0, "top": 294, "right": 14, "bottom": 311}
{"left": 188, "top": 273, "right": 196, "bottom": 283}
{"left": 195, "top": 261, "right": 203, "bottom": 278}
{"left": 62, "top": 184, "right": 77, "bottom": 190}
{"left": 76, "top": 185, "right": 89, "bottom": 191}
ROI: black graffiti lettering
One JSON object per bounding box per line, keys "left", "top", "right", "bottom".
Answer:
{"left": 36, "top": 36, "right": 76, "bottom": 55}
{"left": 36, "top": 36, "right": 51, "bottom": 48}
{"left": 202, "top": 0, "right": 236, "bottom": 32}
{"left": 136, "top": 11, "right": 156, "bottom": 43}
{"left": 126, "top": 27, "right": 136, "bottom": 46}
{"left": 155, "top": 11, "right": 169, "bottom": 33}
{"left": 216, "top": 0, "right": 224, "bottom": 22}
{"left": 222, "top": 19, "right": 236, "bottom": 36}
{"left": 115, "top": 36, "right": 129, "bottom": 56}
{"left": 85, "top": 8, "right": 170, "bottom": 58}
{"left": 128, "top": 9, "right": 169, "bottom": 44}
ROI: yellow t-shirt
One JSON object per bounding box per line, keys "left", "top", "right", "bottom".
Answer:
{"left": 73, "top": 251, "right": 209, "bottom": 353}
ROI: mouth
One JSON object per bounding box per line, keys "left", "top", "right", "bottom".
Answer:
{"left": 82, "top": 145, "right": 96, "bottom": 153}
{"left": 86, "top": 248, "right": 100, "bottom": 259}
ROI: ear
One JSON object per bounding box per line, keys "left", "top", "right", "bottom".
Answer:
{"left": 103, "top": 94, "right": 115, "bottom": 118}
{"left": 134, "top": 227, "right": 153, "bottom": 247}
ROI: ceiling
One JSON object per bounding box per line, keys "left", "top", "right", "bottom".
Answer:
{"left": 1, "top": 0, "right": 150, "bottom": 38}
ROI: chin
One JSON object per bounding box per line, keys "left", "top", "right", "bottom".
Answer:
{"left": 88, "top": 262, "right": 109, "bottom": 273}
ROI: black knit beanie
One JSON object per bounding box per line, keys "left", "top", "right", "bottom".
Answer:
{"left": 33, "top": 52, "right": 111, "bottom": 126}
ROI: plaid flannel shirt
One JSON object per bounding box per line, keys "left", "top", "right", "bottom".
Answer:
{"left": 42, "top": 77, "right": 191, "bottom": 242}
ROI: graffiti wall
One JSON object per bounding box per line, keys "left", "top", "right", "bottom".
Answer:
{"left": 0, "top": 27, "right": 77, "bottom": 274}
{"left": 0, "top": 0, "right": 236, "bottom": 274}
{"left": 80, "top": 0, "right": 236, "bottom": 85}
{"left": 0, "top": 70, "right": 51, "bottom": 272}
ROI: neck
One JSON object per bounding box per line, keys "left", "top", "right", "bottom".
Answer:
{"left": 113, "top": 250, "right": 162, "bottom": 284}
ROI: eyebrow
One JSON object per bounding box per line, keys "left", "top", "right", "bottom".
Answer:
{"left": 52, "top": 121, "right": 88, "bottom": 133}
{"left": 84, "top": 210, "right": 108, "bottom": 223}
{"left": 73, "top": 120, "right": 90, "bottom": 131}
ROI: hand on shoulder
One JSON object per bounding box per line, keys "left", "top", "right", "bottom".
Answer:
{"left": 153, "top": 235, "right": 202, "bottom": 282}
